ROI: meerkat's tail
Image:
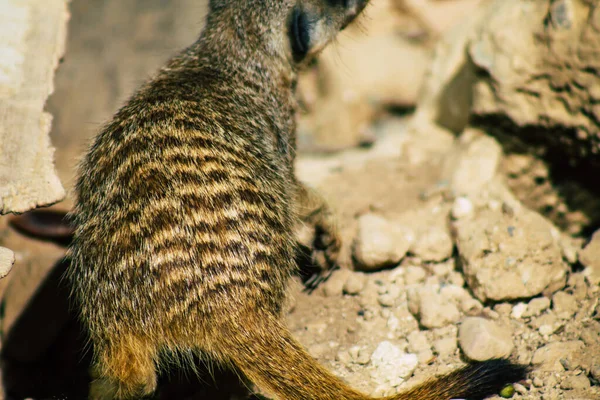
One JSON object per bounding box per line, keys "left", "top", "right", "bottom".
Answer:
{"left": 223, "top": 315, "right": 526, "bottom": 400}
{"left": 8, "top": 209, "right": 74, "bottom": 245}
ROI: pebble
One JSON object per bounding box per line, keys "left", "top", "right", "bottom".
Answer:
{"left": 460, "top": 297, "right": 483, "bottom": 315}
{"left": 523, "top": 296, "right": 551, "bottom": 317}
{"left": 538, "top": 324, "right": 553, "bottom": 336}
{"left": 343, "top": 273, "right": 366, "bottom": 295}
{"left": 407, "top": 330, "right": 430, "bottom": 353}
{"left": 560, "top": 374, "right": 591, "bottom": 390}
{"left": 552, "top": 291, "right": 577, "bottom": 319}
{"left": 458, "top": 317, "right": 514, "bottom": 361}
{"left": 410, "top": 226, "right": 454, "bottom": 262}
{"left": 353, "top": 214, "right": 414, "bottom": 271}
{"left": 510, "top": 303, "right": 527, "bottom": 319}
{"left": 378, "top": 294, "right": 396, "bottom": 307}
{"left": 433, "top": 337, "right": 457, "bottom": 358}
{"left": 404, "top": 266, "right": 427, "bottom": 285}
{"left": 451, "top": 196, "right": 474, "bottom": 220}
{"left": 0, "top": 247, "right": 15, "bottom": 279}
{"left": 418, "top": 290, "right": 461, "bottom": 329}
{"left": 323, "top": 268, "right": 353, "bottom": 297}
{"left": 370, "top": 341, "right": 418, "bottom": 387}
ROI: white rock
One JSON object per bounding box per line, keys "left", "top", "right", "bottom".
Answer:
{"left": 451, "top": 196, "right": 474, "bottom": 220}
{"left": 511, "top": 302, "right": 527, "bottom": 319}
{"left": 370, "top": 341, "right": 418, "bottom": 387}
{"left": 458, "top": 317, "right": 514, "bottom": 361}
{"left": 353, "top": 214, "right": 414, "bottom": 271}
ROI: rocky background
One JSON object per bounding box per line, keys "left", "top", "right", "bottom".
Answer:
{"left": 0, "top": 0, "right": 599, "bottom": 399}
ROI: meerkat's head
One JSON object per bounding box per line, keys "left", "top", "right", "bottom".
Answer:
{"left": 286, "top": 0, "right": 369, "bottom": 64}
{"left": 206, "top": 0, "right": 369, "bottom": 68}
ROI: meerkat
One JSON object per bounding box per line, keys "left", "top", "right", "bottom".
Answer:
{"left": 10, "top": 0, "right": 526, "bottom": 399}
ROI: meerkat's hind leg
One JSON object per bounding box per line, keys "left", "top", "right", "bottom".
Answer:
{"left": 89, "top": 335, "right": 158, "bottom": 400}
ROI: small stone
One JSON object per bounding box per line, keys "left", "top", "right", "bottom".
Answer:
{"left": 348, "top": 345, "right": 361, "bottom": 360}
{"left": 378, "top": 294, "right": 396, "bottom": 307}
{"left": 404, "top": 266, "right": 427, "bottom": 285}
{"left": 343, "top": 273, "right": 366, "bottom": 295}
{"left": 356, "top": 348, "right": 372, "bottom": 365}
{"left": 336, "top": 350, "right": 351, "bottom": 364}
{"left": 353, "top": 214, "right": 414, "bottom": 271}
{"left": 407, "top": 330, "right": 430, "bottom": 353}
{"left": 460, "top": 297, "right": 483, "bottom": 315}
{"left": 552, "top": 292, "right": 577, "bottom": 319}
{"left": 433, "top": 337, "right": 457, "bottom": 358}
{"left": 511, "top": 303, "right": 527, "bottom": 319}
{"left": 451, "top": 197, "right": 474, "bottom": 220}
{"left": 370, "top": 341, "right": 418, "bottom": 387}
{"left": 560, "top": 375, "right": 591, "bottom": 390}
{"left": 410, "top": 226, "right": 454, "bottom": 262}
{"left": 417, "top": 349, "right": 434, "bottom": 364}
{"left": 533, "top": 377, "right": 543, "bottom": 387}
{"left": 531, "top": 341, "right": 584, "bottom": 371}
{"left": 523, "top": 297, "right": 551, "bottom": 318}
{"left": 513, "top": 383, "right": 528, "bottom": 395}
{"left": 323, "top": 268, "right": 353, "bottom": 297}
{"left": 539, "top": 324, "right": 553, "bottom": 336}
{"left": 418, "top": 291, "right": 461, "bottom": 329}
{"left": 0, "top": 247, "right": 15, "bottom": 279}
{"left": 459, "top": 317, "right": 514, "bottom": 361}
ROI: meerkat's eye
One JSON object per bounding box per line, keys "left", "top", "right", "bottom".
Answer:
{"left": 289, "top": 7, "right": 311, "bottom": 62}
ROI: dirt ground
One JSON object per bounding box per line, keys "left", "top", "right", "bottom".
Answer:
{"left": 0, "top": 0, "right": 599, "bottom": 399}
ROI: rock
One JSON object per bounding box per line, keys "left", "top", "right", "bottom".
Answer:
{"left": 323, "top": 268, "right": 353, "bottom": 297}
{"left": 410, "top": 287, "right": 461, "bottom": 329}
{"left": 407, "top": 330, "right": 430, "bottom": 353}
{"left": 560, "top": 375, "right": 591, "bottom": 390}
{"left": 378, "top": 294, "right": 396, "bottom": 308}
{"left": 370, "top": 341, "right": 418, "bottom": 388}
{"left": 552, "top": 292, "right": 578, "bottom": 319}
{"left": 0, "top": 246, "right": 15, "bottom": 279}
{"left": 404, "top": 266, "right": 427, "bottom": 285}
{"left": 579, "top": 229, "right": 600, "bottom": 285}
{"left": 410, "top": 226, "right": 454, "bottom": 262}
{"left": 523, "top": 297, "right": 551, "bottom": 318}
{"left": 417, "top": 349, "right": 434, "bottom": 365}
{"left": 414, "top": 0, "right": 600, "bottom": 167}
{"left": 531, "top": 341, "right": 584, "bottom": 372}
{"left": 453, "top": 190, "right": 568, "bottom": 302}
{"left": 451, "top": 196, "right": 474, "bottom": 220}
{"left": 352, "top": 214, "right": 414, "bottom": 271}
{"left": 510, "top": 303, "right": 527, "bottom": 319}
{"left": 343, "top": 273, "right": 366, "bottom": 295}
{"left": 440, "top": 129, "right": 503, "bottom": 198}
{"left": 458, "top": 317, "right": 514, "bottom": 361}
{"left": 433, "top": 337, "right": 457, "bottom": 358}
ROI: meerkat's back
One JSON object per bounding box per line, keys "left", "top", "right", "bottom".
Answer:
{"left": 65, "top": 0, "right": 526, "bottom": 399}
